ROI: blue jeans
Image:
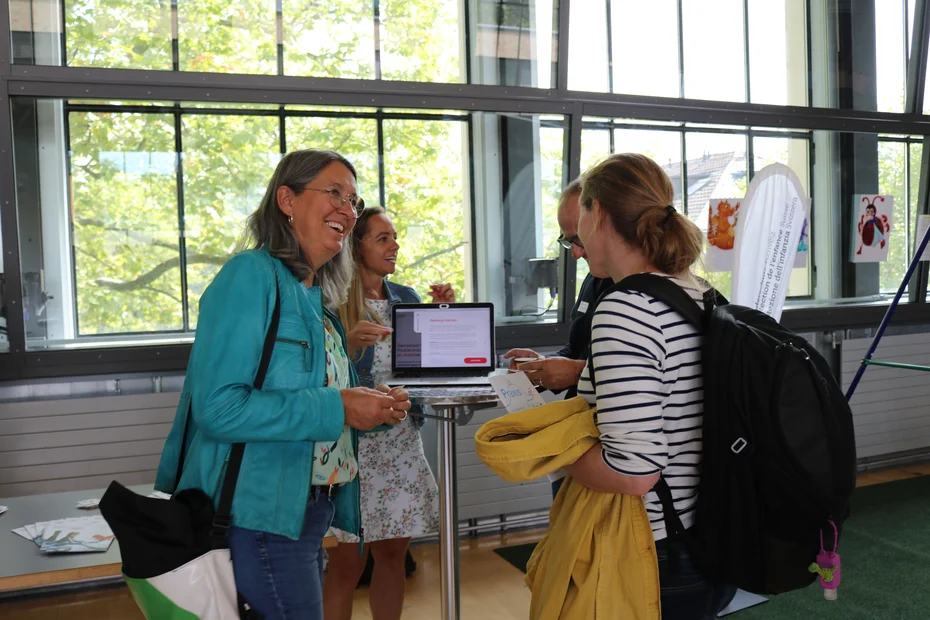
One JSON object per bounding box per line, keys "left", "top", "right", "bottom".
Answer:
{"left": 228, "top": 492, "right": 335, "bottom": 620}
{"left": 656, "top": 537, "right": 737, "bottom": 620}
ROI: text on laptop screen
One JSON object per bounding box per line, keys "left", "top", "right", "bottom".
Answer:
{"left": 394, "top": 306, "right": 493, "bottom": 369}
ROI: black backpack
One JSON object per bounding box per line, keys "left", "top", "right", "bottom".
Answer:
{"left": 591, "top": 274, "right": 857, "bottom": 595}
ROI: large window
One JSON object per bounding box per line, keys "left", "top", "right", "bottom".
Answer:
{"left": 580, "top": 120, "right": 811, "bottom": 300}
{"left": 473, "top": 112, "right": 566, "bottom": 321}
{"left": 12, "top": 99, "right": 566, "bottom": 349}
{"left": 568, "top": 0, "right": 808, "bottom": 106}
{"left": 12, "top": 100, "right": 482, "bottom": 349}
{"left": 4, "top": 0, "right": 930, "bottom": 375}
{"left": 10, "top": 0, "right": 560, "bottom": 88}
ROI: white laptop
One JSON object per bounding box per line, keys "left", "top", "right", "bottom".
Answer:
{"left": 387, "top": 302, "right": 505, "bottom": 387}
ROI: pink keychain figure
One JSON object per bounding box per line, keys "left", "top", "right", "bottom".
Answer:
{"left": 808, "top": 520, "right": 841, "bottom": 600}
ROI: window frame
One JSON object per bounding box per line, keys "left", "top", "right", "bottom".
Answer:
{"left": 2, "top": 0, "right": 930, "bottom": 381}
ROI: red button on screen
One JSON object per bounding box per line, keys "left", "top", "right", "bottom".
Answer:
{"left": 464, "top": 357, "right": 488, "bottom": 364}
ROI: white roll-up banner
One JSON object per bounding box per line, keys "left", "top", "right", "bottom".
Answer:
{"left": 731, "top": 163, "right": 810, "bottom": 322}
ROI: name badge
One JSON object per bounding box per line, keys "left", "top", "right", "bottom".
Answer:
{"left": 578, "top": 301, "right": 590, "bottom": 313}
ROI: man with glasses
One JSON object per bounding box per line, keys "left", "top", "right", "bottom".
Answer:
{"left": 503, "top": 179, "right": 611, "bottom": 495}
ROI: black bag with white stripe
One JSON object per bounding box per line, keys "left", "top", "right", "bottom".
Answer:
{"left": 592, "top": 274, "right": 857, "bottom": 595}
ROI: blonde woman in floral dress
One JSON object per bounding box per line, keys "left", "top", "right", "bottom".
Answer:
{"left": 324, "top": 207, "right": 452, "bottom": 620}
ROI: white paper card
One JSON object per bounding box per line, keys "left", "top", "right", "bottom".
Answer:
{"left": 12, "top": 527, "right": 32, "bottom": 541}
{"left": 578, "top": 301, "right": 589, "bottom": 313}
{"left": 0, "top": 505, "right": 7, "bottom": 516}
{"left": 489, "top": 372, "right": 546, "bottom": 412}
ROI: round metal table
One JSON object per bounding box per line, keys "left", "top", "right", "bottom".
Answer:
{"left": 408, "top": 389, "right": 499, "bottom": 620}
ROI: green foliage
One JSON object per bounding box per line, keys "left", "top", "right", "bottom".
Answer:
{"left": 382, "top": 119, "right": 467, "bottom": 298}
{"left": 69, "top": 108, "right": 478, "bottom": 335}
{"left": 66, "top": 0, "right": 172, "bottom": 69}
{"left": 181, "top": 114, "right": 281, "bottom": 327}
{"left": 69, "top": 111, "right": 183, "bottom": 334}
{"left": 877, "top": 141, "right": 908, "bottom": 293}
{"left": 61, "top": 0, "right": 477, "bottom": 336}
{"left": 178, "top": 1, "right": 277, "bottom": 74}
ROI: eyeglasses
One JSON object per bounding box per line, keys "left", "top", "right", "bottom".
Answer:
{"left": 557, "top": 233, "right": 584, "bottom": 250}
{"left": 301, "top": 186, "right": 365, "bottom": 215}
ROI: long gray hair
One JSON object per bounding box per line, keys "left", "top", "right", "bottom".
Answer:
{"left": 245, "top": 149, "right": 357, "bottom": 310}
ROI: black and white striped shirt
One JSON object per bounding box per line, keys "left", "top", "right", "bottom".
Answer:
{"left": 577, "top": 275, "right": 705, "bottom": 541}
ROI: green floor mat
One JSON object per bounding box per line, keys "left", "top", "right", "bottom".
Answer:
{"left": 492, "top": 541, "right": 537, "bottom": 573}
{"left": 492, "top": 475, "right": 930, "bottom": 619}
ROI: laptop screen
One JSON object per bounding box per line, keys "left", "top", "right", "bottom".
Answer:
{"left": 392, "top": 303, "right": 495, "bottom": 371}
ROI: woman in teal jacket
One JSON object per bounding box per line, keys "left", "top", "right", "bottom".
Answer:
{"left": 155, "top": 149, "right": 411, "bottom": 620}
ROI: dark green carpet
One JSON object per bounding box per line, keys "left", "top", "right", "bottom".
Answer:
{"left": 492, "top": 475, "right": 930, "bottom": 619}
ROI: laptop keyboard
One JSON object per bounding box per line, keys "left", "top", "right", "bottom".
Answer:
{"left": 406, "top": 386, "right": 497, "bottom": 398}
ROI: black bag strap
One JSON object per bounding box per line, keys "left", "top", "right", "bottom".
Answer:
{"left": 586, "top": 273, "right": 720, "bottom": 383}
{"left": 175, "top": 277, "right": 281, "bottom": 490}
{"left": 168, "top": 273, "right": 280, "bottom": 548}
{"left": 211, "top": 281, "right": 281, "bottom": 546}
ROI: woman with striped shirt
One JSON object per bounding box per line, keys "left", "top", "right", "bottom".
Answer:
{"left": 563, "top": 153, "right": 736, "bottom": 619}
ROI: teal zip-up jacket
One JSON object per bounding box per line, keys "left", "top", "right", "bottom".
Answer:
{"left": 154, "top": 249, "right": 362, "bottom": 540}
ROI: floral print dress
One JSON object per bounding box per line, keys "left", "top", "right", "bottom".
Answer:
{"left": 311, "top": 316, "right": 358, "bottom": 486}
{"left": 333, "top": 299, "right": 440, "bottom": 543}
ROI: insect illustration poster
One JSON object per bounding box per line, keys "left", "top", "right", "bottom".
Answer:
{"left": 852, "top": 195, "right": 894, "bottom": 263}
{"left": 706, "top": 199, "right": 741, "bottom": 272}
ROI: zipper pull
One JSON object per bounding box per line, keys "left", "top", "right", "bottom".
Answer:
{"left": 276, "top": 337, "right": 310, "bottom": 348}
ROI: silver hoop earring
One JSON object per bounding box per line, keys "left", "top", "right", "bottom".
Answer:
{"left": 288, "top": 215, "right": 293, "bottom": 225}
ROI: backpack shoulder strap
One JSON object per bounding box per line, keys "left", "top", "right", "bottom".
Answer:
{"left": 616, "top": 273, "right": 705, "bottom": 330}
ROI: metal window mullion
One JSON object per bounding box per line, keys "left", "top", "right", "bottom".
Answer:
{"left": 462, "top": 0, "right": 472, "bottom": 85}
{"left": 279, "top": 106, "right": 286, "bottom": 153}
{"left": 62, "top": 104, "right": 81, "bottom": 337}
{"left": 605, "top": 0, "right": 614, "bottom": 94}
{"left": 905, "top": 136, "right": 912, "bottom": 261}
{"left": 59, "top": 0, "right": 68, "bottom": 66}
{"left": 680, "top": 129, "right": 688, "bottom": 216}
{"left": 747, "top": 129, "right": 755, "bottom": 182}
{"left": 171, "top": 0, "right": 180, "bottom": 72}
{"left": 0, "top": 88, "right": 27, "bottom": 361}
{"left": 374, "top": 0, "right": 382, "bottom": 81}
{"left": 909, "top": 137, "right": 930, "bottom": 302}
{"left": 557, "top": 0, "right": 572, "bottom": 93}
{"left": 677, "top": 0, "right": 685, "bottom": 99}
{"left": 466, "top": 114, "right": 479, "bottom": 303}
{"left": 377, "top": 110, "right": 387, "bottom": 208}
{"left": 563, "top": 101, "right": 583, "bottom": 321}
{"left": 174, "top": 109, "right": 190, "bottom": 331}
{"left": 805, "top": 0, "right": 814, "bottom": 107}
{"left": 0, "top": 0, "right": 12, "bottom": 71}
{"left": 743, "top": 0, "right": 751, "bottom": 103}
{"left": 905, "top": 0, "right": 930, "bottom": 114}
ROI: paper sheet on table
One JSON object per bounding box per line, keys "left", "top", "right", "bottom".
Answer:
{"left": 38, "top": 515, "right": 114, "bottom": 553}
{"left": 488, "top": 372, "right": 545, "bottom": 412}
{"left": 12, "top": 527, "right": 32, "bottom": 541}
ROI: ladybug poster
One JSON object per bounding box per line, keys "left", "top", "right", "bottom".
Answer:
{"left": 852, "top": 195, "right": 893, "bottom": 263}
